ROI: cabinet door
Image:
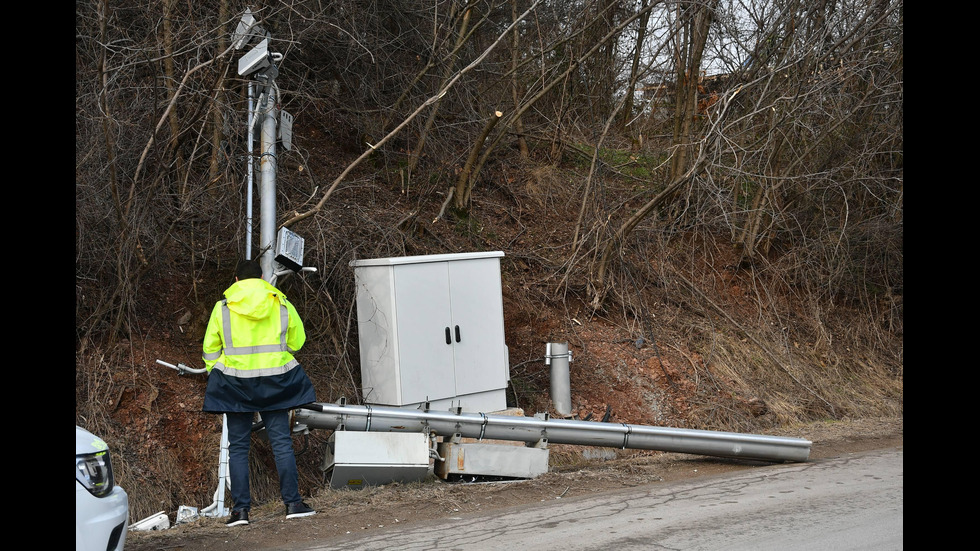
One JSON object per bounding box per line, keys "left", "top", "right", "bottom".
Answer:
{"left": 392, "top": 262, "right": 457, "bottom": 403}
{"left": 447, "top": 258, "right": 507, "bottom": 395}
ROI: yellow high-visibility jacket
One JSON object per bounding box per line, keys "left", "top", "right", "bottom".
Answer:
{"left": 202, "top": 278, "right": 316, "bottom": 413}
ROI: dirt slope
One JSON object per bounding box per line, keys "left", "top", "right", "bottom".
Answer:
{"left": 82, "top": 115, "right": 901, "bottom": 543}
{"left": 102, "top": 233, "right": 901, "bottom": 539}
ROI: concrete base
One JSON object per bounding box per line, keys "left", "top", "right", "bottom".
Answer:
{"left": 434, "top": 441, "right": 550, "bottom": 481}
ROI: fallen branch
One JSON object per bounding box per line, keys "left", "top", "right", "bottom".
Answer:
{"left": 433, "top": 188, "right": 455, "bottom": 224}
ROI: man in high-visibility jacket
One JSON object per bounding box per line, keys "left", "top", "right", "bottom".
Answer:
{"left": 202, "top": 259, "right": 317, "bottom": 527}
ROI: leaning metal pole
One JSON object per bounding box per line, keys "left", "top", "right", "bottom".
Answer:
{"left": 295, "top": 402, "right": 811, "bottom": 463}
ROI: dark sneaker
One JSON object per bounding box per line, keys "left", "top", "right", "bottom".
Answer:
{"left": 286, "top": 501, "right": 316, "bottom": 519}
{"left": 226, "top": 509, "right": 249, "bottom": 527}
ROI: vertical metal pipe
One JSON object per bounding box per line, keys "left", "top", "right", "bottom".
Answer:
{"left": 246, "top": 84, "right": 254, "bottom": 260}
{"left": 547, "top": 343, "right": 572, "bottom": 417}
{"left": 259, "top": 85, "right": 278, "bottom": 279}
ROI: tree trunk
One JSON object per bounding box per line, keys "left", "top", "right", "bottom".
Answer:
{"left": 454, "top": 110, "right": 503, "bottom": 209}
{"left": 209, "top": 0, "right": 229, "bottom": 194}
{"left": 163, "top": 0, "right": 185, "bottom": 196}
{"left": 511, "top": 0, "right": 529, "bottom": 158}
{"left": 407, "top": 4, "right": 473, "bottom": 178}
{"left": 669, "top": 0, "right": 715, "bottom": 182}
{"left": 620, "top": 0, "right": 651, "bottom": 133}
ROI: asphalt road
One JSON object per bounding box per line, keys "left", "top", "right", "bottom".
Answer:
{"left": 300, "top": 447, "right": 903, "bottom": 550}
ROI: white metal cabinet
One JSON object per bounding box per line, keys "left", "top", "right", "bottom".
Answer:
{"left": 351, "top": 251, "right": 508, "bottom": 412}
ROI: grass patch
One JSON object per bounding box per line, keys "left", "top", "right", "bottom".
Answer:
{"left": 568, "top": 143, "right": 668, "bottom": 181}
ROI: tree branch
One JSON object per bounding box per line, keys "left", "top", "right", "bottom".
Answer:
{"left": 280, "top": 0, "right": 544, "bottom": 229}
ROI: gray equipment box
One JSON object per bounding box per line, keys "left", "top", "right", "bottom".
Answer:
{"left": 434, "top": 441, "right": 550, "bottom": 481}
{"left": 322, "top": 431, "right": 430, "bottom": 490}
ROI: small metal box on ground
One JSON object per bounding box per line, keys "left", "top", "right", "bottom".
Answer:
{"left": 434, "top": 441, "right": 550, "bottom": 481}
{"left": 322, "top": 431, "right": 430, "bottom": 490}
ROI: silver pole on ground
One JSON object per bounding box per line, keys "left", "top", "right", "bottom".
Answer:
{"left": 294, "top": 402, "right": 812, "bottom": 463}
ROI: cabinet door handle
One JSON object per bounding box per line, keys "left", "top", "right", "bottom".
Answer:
{"left": 445, "top": 327, "right": 452, "bottom": 344}
{"left": 455, "top": 325, "right": 461, "bottom": 343}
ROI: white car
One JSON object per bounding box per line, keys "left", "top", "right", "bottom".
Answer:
{"left": 76, "top": 426, "right": 128, "bottom": 551}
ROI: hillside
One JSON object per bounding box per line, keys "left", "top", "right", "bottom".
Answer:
{"left": 74, "top": 0, "right": 903, "bottom": 531}
{"left": 76, "top": 137, "right": 903, "bottom": 523}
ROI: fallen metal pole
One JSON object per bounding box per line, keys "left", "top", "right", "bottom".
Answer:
{"left": 295, "top": 402, "right": 811, "bottom": 463}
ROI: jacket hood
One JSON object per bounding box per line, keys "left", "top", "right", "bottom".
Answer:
{"left": 223, "top": 278, "right": 284, "bottom": 321}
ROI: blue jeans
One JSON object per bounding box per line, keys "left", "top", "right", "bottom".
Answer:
{"left": 226, "top": 410, "right": 302, "bottom": 511}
